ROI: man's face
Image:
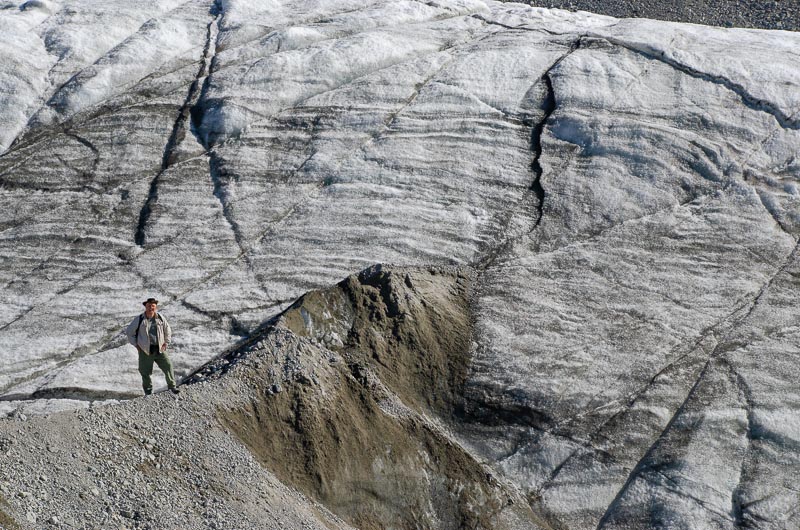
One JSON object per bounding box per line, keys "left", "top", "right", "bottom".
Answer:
{"left": 145, "top": 302, "right": 157, "bottom": 315}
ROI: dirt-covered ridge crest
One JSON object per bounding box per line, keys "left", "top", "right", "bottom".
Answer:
{"left": 216, "top": 264, "right": 543, "bottom": 529}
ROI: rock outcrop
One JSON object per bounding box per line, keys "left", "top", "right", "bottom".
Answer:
{"left": 1, "top": 0, "right": 799, "bottom": 528}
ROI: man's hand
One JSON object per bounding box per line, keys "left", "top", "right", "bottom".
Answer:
{"left": 162, "top": 344, "right": 167, "bottom": 351}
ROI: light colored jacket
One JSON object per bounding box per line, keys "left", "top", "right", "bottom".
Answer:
{"left": 126, "top": 312, "right": 172, "bottom": 354}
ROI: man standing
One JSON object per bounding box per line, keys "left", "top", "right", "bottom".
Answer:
{"left": 126, "top": 298, "right": 179, "bottom": 395}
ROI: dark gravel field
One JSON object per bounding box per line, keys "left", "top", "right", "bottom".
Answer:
{"left": 521, "top": 0, "right": 799, "bottom": 31}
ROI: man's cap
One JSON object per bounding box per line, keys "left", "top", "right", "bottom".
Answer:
{"left": 142, "top": 298, "right": 159, "bottom": 306}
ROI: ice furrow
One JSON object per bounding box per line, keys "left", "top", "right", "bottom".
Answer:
{"left": 723, "top": 357, "right": 755, "bottom": 528}
{"left": 474, "top": 39, "right": 582, "bottom": 273}
{"left": 596, "top": 355, "right": 718, "bottom": 528}
{"left": 596, "top": 239, "right": 799, "bottom": 527}
{"left": 754, "top": 188, "right": 794, "bottom": 237}
{"left": 64, "top": 131, "right": 100, "bottom": 178}
{"left": 599, "top": 36, "right": 800, "bottom": 131}
{"left": 649, "top": 468, "right": 734, "bottom": 520}
{"left": 372, "top": 54, "right": 458, "bottom": 139}
{"left": 529, "top": 72, "right": 554, "bottom": 229}
{"left": 136, "top": 0, "right": 222, "bottom": 248}
{"left": 470, "top": 13, "right": 524, "bottom": 32}
{"left": 734, "top": 238, "right": 800, "bottom": 326}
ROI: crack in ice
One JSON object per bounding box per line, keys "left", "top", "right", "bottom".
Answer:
{"left": 596, "top": 36, "right": 800, "bottom": 131}
{"left": 596, "top": 238, "right": 800, "bottom": 527}
{"left": 474, "top": 38, "right": 584, "bottom": 273}
{"left": 136, "top": 0, "right": 222, "bottom": 248}
{"left": 721, "top": 357, "right": 756, "bottom": 528}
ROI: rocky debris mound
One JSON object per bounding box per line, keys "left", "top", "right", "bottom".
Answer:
{"left": 0, "top": 265, "right": 541, "bottom": 529}
{"left": 217, "top": 265, "right": 543, "bottom": 529}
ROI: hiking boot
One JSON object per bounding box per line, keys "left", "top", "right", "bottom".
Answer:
{"left": 144, "top": 389, "right": 152, "bottom": 396}
{"left": 169, "top": 387, "right": 180, "bottom": 395}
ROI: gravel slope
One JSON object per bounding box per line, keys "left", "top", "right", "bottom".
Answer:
{"left": 521, "top": 0, "right": 799, "bottom": 30}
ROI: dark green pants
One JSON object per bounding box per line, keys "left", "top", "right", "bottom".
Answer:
{"left": 138, "top": 349, "right": 176, "bottom": 394}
